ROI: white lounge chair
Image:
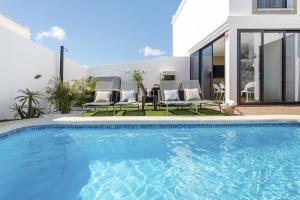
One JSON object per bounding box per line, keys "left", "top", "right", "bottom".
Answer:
{"left": 181, "top": 80, "right": 222, "bottom": 112}
{"left": 114, "top": 80, "right": 140, "bottom": 115}
{"left": 159, "top": 80, "right": 190, "bottom": 114}
{"left": 83, "top": 81, "right": 114, "bottom": 114}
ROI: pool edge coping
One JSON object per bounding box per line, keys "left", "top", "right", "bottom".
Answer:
{"left": 1, "top": 115, "right": 300, "bottom": 136}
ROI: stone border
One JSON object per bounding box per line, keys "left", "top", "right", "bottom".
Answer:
{"left": 1, "top": 115, "right": 300, "bottom": 136}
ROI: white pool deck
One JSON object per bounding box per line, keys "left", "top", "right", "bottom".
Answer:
{"left": 1, "top": 115, "right": 300, "bottom": 135}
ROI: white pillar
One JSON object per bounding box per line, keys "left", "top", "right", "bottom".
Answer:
{"left": 225, "top": 29, "right": 238, "bottom": 103}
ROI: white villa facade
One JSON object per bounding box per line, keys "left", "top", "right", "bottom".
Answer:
{"left": 173, "top": 0, "right": 300, "bottom": 105}
{"left": 2, "top": 1, "right": 300, "bottom": 119}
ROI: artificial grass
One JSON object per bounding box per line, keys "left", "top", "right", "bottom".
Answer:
{"left": 83, "top": 105, "right": 222, "bottom": 117}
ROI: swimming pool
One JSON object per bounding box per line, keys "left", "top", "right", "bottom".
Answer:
{"left": 0, "top": 123, "right": 300, "bottom": 200}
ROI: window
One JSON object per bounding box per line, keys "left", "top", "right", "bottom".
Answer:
{"left": 239, "top": 32, "right": 261, "bottom": 103}
{"left": 239, "top": 30, "right": 300, "bottom": 104}
{"left": 257, "top": 0, "right": 287, "bottom": 8}
{"left": 263, "top": 32, "right": 284, "bottom": 102}
{"left": 253, "top": 0, "right": 297, "bottom": 14}
{"left": 190, "top": 51, "right": 200, "bottom": 80}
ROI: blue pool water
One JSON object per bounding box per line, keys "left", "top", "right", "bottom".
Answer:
{"left": 0, "top": 124, "right": 300, "bottom": 200}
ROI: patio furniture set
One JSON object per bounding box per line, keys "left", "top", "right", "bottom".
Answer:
{"left": 83, "top": 80, "right": 224, "bottom": 115}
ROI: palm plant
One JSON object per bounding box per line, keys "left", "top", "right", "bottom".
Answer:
{"left": 10, "top": 89, "right": 43, "bottom": 119}
{"left": 132, "top": 70, "right": 144, "bottom": 101}
{"left": 132, "top": 70, "right": 143, "bottom": 87}
{"left": 10, "top": 103, "right": 26, "bottom": 119}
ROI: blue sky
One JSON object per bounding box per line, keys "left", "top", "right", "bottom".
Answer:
{"left": 0, "top": 0, "right": 180, "bottom": 66}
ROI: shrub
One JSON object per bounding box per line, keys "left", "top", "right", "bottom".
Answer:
{"left": 46, "top": 77, "right": 96, "bottom": 114}
{"left": 70, "top": 77, "right": 96, "bottom": 107}
{"left": 10, "top": 89, "right": 43, "bottom": 119}
{"left": 46, "top": 78, "right": 74, "bottom": 114}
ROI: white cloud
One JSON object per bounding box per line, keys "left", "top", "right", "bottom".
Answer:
{"left": 36, "top": 26, "right": 66, "bottom": 41}
{"left": 139, "top": 46, "right": 166, "bottom": 57}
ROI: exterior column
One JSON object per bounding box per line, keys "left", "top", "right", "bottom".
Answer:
{"left": 225, "top": 29, "right": 238, "bottom": 103}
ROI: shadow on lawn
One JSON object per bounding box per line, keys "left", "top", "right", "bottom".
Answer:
{"left": 84, "top": 107, "right": 222, "bottom": 117}
{"left": 121, "top": 110, "right": 145, "bottom": 116}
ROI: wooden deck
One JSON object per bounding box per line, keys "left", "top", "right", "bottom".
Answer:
{"left": 235, "top": 105, "right": 300, "bottom": 115}
{"left": 205, "top": 105, "right": 300, "bottom": 115}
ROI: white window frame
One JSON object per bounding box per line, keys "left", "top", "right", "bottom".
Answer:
{"left": 253, "top": 0, "right": 297, "bottom": 14}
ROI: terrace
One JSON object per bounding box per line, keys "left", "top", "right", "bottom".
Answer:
{"left": 1, "top": 1, "right": 300, "bottom": 199}
{"left": 83, "top": 105, "right": 300, "bottom": 116}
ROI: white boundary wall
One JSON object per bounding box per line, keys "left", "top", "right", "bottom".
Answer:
{"left": 0, "top": 25, "right": 87, "bottom": 120}
{"left": 88, "top": 57, "right": 190, "bottom": 90}
{"left": 0, "top": 22, "right": 189, "bottom": 120}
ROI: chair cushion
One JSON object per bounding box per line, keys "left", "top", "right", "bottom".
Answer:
{"left": 120, "top": 90, "right": 136, "bottom": 102}
{"left": 94, "top": 91, "right": 111, "bottom": 102}
{"left": 184, "top": 88, "right": 201, "bottom": 101}
{"left": 164, "top": 90, "right": 180, "bottom": 101}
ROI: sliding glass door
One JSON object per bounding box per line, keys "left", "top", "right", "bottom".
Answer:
{"left": 263, "top": 32, "right": 284, "bottom": 102}
{"left": 239, "top": 32, "right": 261, "bottom": 103}
{"left": 201, "top": 45, "right": 213, "bottom": 100}
{"left": 190, "top": 36, "right": 225, "bottom": 101}
{"left": 239, "top": 30, "right": 300, "bottom": 104}
{"left": 286, "top": 32, "right": 300, "bottom": 102}
{"left": 190, "top": 51, "right": 200, "bottom": 80}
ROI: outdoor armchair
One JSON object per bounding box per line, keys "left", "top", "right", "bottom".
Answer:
{"left": 241, "top": 82, "right": 255, "bottom": 102}
{"left": 213, "top": 84, "right": 225, "bottom": 101}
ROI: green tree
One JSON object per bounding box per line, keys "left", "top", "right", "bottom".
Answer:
{"left": 132, "top": 70, "right": 143, "bottom": 87}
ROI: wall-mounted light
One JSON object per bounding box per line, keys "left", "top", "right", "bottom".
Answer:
{"left": 34, "top": 74, "right": 42, "bottom": 79}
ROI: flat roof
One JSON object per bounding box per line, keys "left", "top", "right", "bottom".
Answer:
{"left": 171, "top": 0, "right": 188, "bottom": 24}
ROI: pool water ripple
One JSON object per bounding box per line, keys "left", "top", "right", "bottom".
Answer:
{"left": 0, "top": 125, "right": 300, "bottom": 199}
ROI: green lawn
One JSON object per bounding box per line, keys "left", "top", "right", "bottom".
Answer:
{"left": 83, "top": 105, "right": 222, "bottom": 117}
